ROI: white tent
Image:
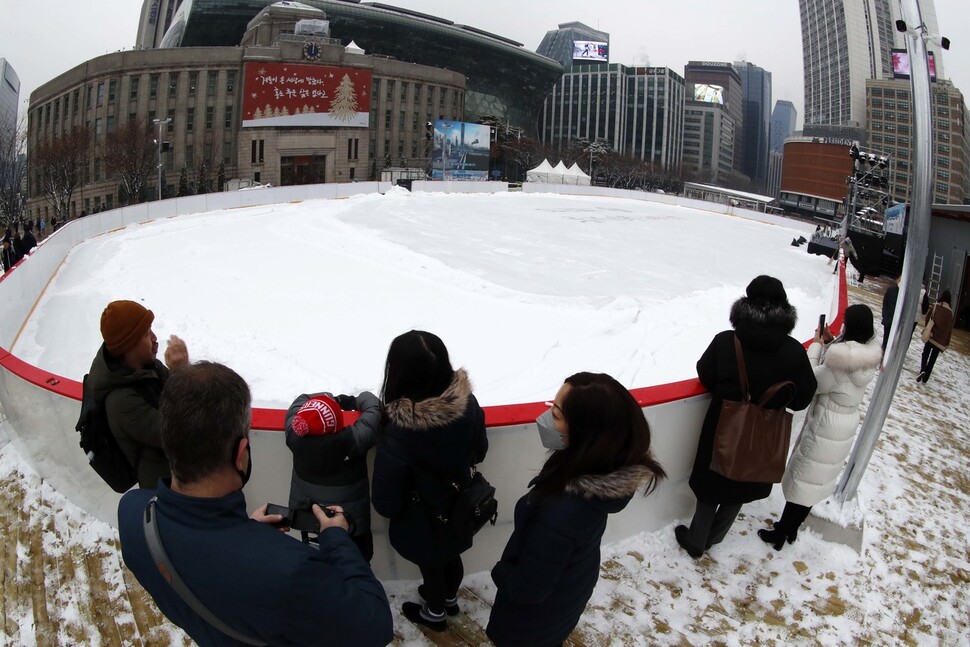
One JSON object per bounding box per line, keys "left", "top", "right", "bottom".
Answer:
{"left": 526, "top": 159, "right": 556, "bottom": 183}
{"left": 566, "top": 163, "right": 591, "bottom": 186}
{"left": 551, "top": 160, "right": 570, "bottom": 184}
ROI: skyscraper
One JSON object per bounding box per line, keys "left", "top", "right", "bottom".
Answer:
{"left": 136, "top": 0, "right": 185, "bottom": 49}
{"left": 0, "top": 59, "right": 20, "bottom": 130}
{"left": 684, "top": 61, "right": 746, "bottom": 186}
{"left": 536, "top": 22, "right": 610, "bottom": 70}
{"left": 735, "top": 61, "right": 772, "bottom": 191}
{"left": 799, "top": 0, "right": 945, "bottom": 130}
{"left": 769, "top": 100, "right": 798, "bottom": 153}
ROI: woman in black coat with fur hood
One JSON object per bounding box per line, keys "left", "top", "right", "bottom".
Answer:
{"left": 371, "top": 330, "right": 488, "bottom": 632}
{"left": 486, "top": 372, "right": 666, "bottom": 647}
{"left": 675, "top": 275, "right": 817, "bottom": 558}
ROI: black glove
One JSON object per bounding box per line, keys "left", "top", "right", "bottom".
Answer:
{"left": 335, "top": 394, "right": 357, "bottom": 411}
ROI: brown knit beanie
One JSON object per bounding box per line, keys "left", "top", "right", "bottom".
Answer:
{"left": 101, "top": 300, "right": 154, "bottom": 356}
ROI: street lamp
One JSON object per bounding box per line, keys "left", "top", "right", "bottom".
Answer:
{"left": 152, "top": 118, "right": 172, "bottom": 201}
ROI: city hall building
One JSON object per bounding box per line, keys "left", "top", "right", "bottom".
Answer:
{"left": 26, "top": 0, "right": 561, "bottom": 221}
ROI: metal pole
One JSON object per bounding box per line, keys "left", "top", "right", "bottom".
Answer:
{"left": 153, "top": 118, "right": 170, "bottom": 201}
{"left": 834, "top": 0, "right": 935, "bottom": 503}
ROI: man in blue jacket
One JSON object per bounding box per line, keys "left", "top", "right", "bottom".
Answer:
{"left": 118, "top": 361, "right": 393, "bottom": 647}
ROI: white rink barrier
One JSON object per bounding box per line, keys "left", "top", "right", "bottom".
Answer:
{"left": 0, "top": 183, "right": 846, "bottom": 580}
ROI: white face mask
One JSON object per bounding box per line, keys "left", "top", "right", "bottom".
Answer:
{"left": 536, "top": 409, "right": 566, "bottom": 451}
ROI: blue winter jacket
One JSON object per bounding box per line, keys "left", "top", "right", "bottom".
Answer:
{"left": 118, "top": 480, "right": 393, "bottom": 647}
{"left": 486, "top": 465, "right": 655, "bottom": 647}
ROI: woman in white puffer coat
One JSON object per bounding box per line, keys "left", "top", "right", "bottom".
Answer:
{"left": 758, "top": 304, "right": 882, "bottom": 550}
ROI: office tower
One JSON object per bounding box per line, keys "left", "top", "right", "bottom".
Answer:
{"left": 0, "top": 59, "right": 19, "bottom": 130}
{"left": 735, "top": 61, "right": 772, "bottom": 191}
{"left": 770, "top": 100, "right": 797, "bottom": 153}
{"left": 536, "top": 22, "right": 610, "bottom": 70}
{"left": 136, "top": 0, "right": 185, "bottom": 49}
{"left": 540, "top": 65, "right": 685, "bottom": 170}
{"left": 684, "top": 61, "right": 746, "bottom": 184}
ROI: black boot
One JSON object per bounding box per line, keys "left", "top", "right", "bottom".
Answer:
{"left": 757, "top": 527, "right": 788, "bottom": 551}
{"left": 418, "top": 584, "right": 459, "bottom": 616}
{"left": 402, "top": 602, "right": 447, "bottom": 632}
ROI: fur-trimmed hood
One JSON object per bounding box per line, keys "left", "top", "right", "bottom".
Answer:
{"left": 384, "top": 368, "right": 472, "bottom": 431}
{"left": 821, "top": 339, "right": 883, "bottom": 387}
{"left": 563, "top": 464, "right": 658, "bottom": 502}
{"left": 730, "top": 295, "right": 798, "bottom": 337}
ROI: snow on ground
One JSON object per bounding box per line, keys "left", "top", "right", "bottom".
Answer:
{"left": 1, "top": 280, "right": 967, "bottom": 646}
{"left": 12, "top": 190, "right": 829, "bottom": 407}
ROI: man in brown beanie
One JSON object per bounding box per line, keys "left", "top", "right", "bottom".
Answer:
{"left": 87, "top": 300, "right": 190, "bottom": 488}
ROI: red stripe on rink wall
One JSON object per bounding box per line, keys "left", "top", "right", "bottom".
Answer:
{"left": 0, "top": 260, "right": 847, "bottom": 431}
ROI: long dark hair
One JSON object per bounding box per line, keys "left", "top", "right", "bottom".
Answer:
{"left": 841, "top": 303, "right": 874, "bottom": 344}
{"left": 381, "top": 330, "right": 455, "bottom": 404}
{"left": 531, "top": 372, "right": 666, "bottom": 499}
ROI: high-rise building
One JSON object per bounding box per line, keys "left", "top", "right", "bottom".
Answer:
{"left": 735, "top": 61, "right": 772, "bottom": 191}
{"left": 540, "top": 64, "right": 685, "bottom": 170}
{"left": 799, "top": 0, "right": 945, "bottom": 130}
{"left": 684, "top": 61, "right": 746, "bottom": 185}
{"left": 536, "top": 22, "right": 610, "bottom": 70}
{"left": 769, "top": 100, "right": 797, "bottom": 153}
{"left": 0, "top": 58, "right": 20, "bottom": 130}
{"left": 866, "top": 78, "right": 968, "bottom": 205}
{"left": 682, "top": 100, "right": 736, "bottom": 186}
{"left": 136, "top": 0, "right": 184, "bottom": 49}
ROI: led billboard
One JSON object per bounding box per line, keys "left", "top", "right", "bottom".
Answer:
{"left": 693, "top": 83, "right": 724, "bottom": 105}
{"left": 890, "top": 49, "right": 937, "bottom": 81}
{"left": 242, "top": 62, "right": 372, "bottom": 128}
{"left": 573, "top": 41, "right": 609, "bottom": 62}
{"left": 432, "top": 120, "right": 491, "bottom": 181}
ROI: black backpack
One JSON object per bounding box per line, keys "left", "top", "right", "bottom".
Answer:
{"left": 384, "top": 435, "right": 498, "bottom": 540}
{"left": 75, "top": 374, "right": 138, "bottom": 493}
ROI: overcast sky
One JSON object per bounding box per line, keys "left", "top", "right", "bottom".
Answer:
{"left": 3, "top": 0, "right": 968, "bottom": 127}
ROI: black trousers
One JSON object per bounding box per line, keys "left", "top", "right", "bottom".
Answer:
{"left": 920, "top": 343, "right": 943, "bottom": 380}
{"left": 419, "top": 557, "right": 463, "bottom": 614}
{"left": 683, "top": 499, "right": 743, "bottom": 553}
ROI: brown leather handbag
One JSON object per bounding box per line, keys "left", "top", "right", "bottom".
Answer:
{"left": 710, "top": 335, "right": 794, "bottom": 483}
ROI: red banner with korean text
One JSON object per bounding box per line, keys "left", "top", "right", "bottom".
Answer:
{"left": 242, "top": 62, "right": 371, "bottom": 128}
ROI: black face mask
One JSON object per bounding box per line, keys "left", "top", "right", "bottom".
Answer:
{"left": 232, "top": 437, "right": 253, "bottom": 487}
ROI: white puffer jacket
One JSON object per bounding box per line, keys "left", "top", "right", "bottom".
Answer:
{"left": 782, "top": 339, "right": 882, "bottom": 506}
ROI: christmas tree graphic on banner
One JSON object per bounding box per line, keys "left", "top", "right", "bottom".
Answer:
{"left": 329, "top": 75, "right": 359, "bottom": 122}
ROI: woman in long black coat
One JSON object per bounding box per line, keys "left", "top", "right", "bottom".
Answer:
{"left": 675, "top": 275, "right": 817, "bottom": 558}
{"left": 371, "top": 330, "right": 487, "bottom": 632}
{"left": 486, "top": 372, "right": 666, "bottom": 647}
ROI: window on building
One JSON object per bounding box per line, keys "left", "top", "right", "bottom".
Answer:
{"left": 251, "top": 139, "right": 264, "bottom": 164}
{"left": 108, "top": 80, "right": 117, "bottom": 102}
{"left": 87, "top": 84, "right": 93, "bottom": 107}
{"left": 385, "top": 110, "right": 392, "bottom": 128}
{"left": 204, "top": 142, "right": 213, "bottom": 162}
{"left": 95, "top": 118, "right": 102, "bottom": 137}
{"left": 97, "top": 82, "right": 105, "bottom": 106}
{"left": 73, "top": 89, "right": 80, "bottom": 114}
{"left": 189, "top": 72, "right": 198, "bottom": 95}
{"left": 227, "top": 71, "right": 236, "bottom": 93}
{"left": 93, "top": 157, "right": 101, "bottom": 181}
{"left": 207, "top": 72, "right": 217, "bottom": 96}
{"left": 225, "top": 106, "right": 233, "bottom": 128}
{"left": 168, "top": 109, "right": 175, "bottom": 131}
{"left": 107, "top": 116, "right": 115, "bottom": 134}
{"left": 186, "top": 144, "right": 194, "bottom": 168}
{"left": 205, "top": 106, "right": 213, "bottom": 129}
{"left": 186, "top": 107, "right": 194, "bottom": 132}
{"left": 130, "top": 77, "right": 139, "bottom": 100}
{"left": 223, "top": 139, "right": 232, "bottom": 166}
{"left": 169, "top": 74, "right": 177, "bottom": 97}
{"left": 150, "top": 74, "right": 159, "bottom": 99}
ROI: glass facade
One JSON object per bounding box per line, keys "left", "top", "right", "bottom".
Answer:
{"left": 159, "top": 0, "right": 562, "bottom": 132}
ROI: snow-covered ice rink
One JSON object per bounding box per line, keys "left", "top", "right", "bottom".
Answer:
{"left": 14, "top": 189, "right": 831, "bottom": 406}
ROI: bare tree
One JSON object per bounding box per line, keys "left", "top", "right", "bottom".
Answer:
{"left": 0, "top": 115, "right": 28, "bottom": 225}
{"left": 103, "top": 118, "right": 155, "bottom": 205}
{"left": 33, "top": 126, "right": 91, "bottom": 218}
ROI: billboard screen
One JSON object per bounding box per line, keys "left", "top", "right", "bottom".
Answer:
{"left": 890, "top": 49, "right": 937, "bottom": 81}
{"left": 884, "top": 203, "right": 907, "bottom": 236}
{"left": 693, "top": 83, "right": 724, "bottom": 105}
{"left": 242, "top": 62, "right": 372, "bottom": 128}
{"left": 431, "top": 120, "right": 491, "bottom": 181}
{"left": 573, "top": 41, "right": 609, "bottom": 62}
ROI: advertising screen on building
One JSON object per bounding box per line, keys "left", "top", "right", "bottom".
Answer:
{"left": 573, "top": 41, "right": 608, "bottom": 62}
{"left": 883, "top": 203, "right": 907, "bottom": 236}
{"left": 431, "top": 120, "right": 491, "bottom": 181}
{"left": 693, "top": 83, "right": 724, "bottom": 105}
{"left": 891, "top": 49, "right": 937, "bottom": 81}
{"left": 242, "top": 62, "right": 372, "bottom": 128}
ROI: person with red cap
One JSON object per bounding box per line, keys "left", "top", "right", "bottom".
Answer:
{"left": 87, "top": 299, "right": 190, "bottom": 488}
{"left": 285, "top": 389, "right": 381, "bottom": 560}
